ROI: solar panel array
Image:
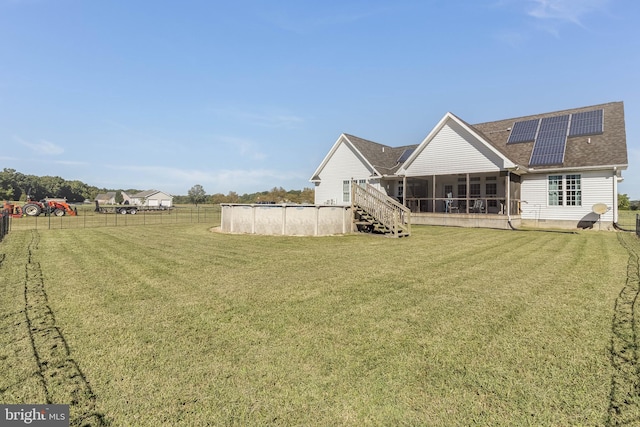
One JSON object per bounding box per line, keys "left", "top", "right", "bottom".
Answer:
{"left": 505, "top": 109, "right": 604, "bottom": 167}
{"left": 529, "top": 115, "right": 570, "bottom": 166}
{"left": 569, "top": 109, "right": 603, "bottom": 136}
{"left": 507, "top": 119, "right": 540, "bottom": 144}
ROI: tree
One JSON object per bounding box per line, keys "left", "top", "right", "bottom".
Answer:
{"left": 210, "top": 193, "right": 227, "bottom": 204}
{"left": 188, "top": 184, "right": 207, "bottom": 206}
{"left": 618, "top": 193, "right": 630, "bottom": 210}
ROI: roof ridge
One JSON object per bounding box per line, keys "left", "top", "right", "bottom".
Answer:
{"left": 472, "top": 101, "right": 623, "bottom": 127}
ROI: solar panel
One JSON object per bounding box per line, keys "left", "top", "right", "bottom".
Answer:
{"left": 507, "top": 119, "right": 540, "bottom": 144}
{"left": 529, "top": 115, "right": 570, "bottom": 166}
{"left": 398, "top": 148, "right": 415, "bottom": 163}
{"left": 569, "top": 109, "right": 603, "bottom": 136}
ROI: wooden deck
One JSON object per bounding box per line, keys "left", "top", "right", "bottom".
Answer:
{"left": 411, "top": 212, "right": 521, "bottom": 230}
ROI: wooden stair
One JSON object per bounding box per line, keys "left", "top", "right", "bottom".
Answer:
{"left": 351, "top": 182, "right": 411, "bottom": 238}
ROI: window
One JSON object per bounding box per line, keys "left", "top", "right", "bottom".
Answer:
{"left": 548, "top": 175, "right": 562, "bottom": 205}
{"left": 548, "top": 175, "right": 581, "bottom": 206}
{"left": 565, "top": 175, "right": 582, "bottom": 206}
{"left": 343, "top": 180, "right": 350, "bottom": 203}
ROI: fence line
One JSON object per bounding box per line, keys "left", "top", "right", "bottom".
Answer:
{"left": 5, "top": 207, "right": 221, "bottom": 232}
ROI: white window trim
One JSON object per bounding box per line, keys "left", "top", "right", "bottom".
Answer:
{"left": 548, "top": 174, "right": 582, "bottom": 207}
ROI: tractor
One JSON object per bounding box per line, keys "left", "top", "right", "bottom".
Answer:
{"left": 21, "top": 197, "right": 78, "bottom": 217}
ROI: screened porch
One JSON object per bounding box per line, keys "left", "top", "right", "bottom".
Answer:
{"left": 396, "top": 171, "right": 523, "bottom": 217}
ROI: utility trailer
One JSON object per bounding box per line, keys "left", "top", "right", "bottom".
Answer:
{"left": 95, "top": 205, "right": 171, "bottom": 215}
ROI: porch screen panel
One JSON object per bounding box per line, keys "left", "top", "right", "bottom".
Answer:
{"left": 486, "top": 179, "right": 497, "bottom": 208}
{"left": 457, "top": 184, "right": 466, "bottom": 198}
{"left": 470, "top": 183, "right": 481, "bottom": 198}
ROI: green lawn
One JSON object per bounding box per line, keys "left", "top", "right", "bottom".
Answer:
{"left": 1, "top": 224, "right": 639, "bottom": 426}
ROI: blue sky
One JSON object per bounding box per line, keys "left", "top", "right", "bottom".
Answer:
{"left": 0, "top": 0, "right": 638, "bottom": 198}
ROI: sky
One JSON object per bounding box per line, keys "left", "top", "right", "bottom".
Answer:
{"left": 0, "top": 0, "right": 638, "bottom": 198}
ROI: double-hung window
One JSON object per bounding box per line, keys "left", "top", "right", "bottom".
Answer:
{"left": 565, "top": 175, "right": 582, "bottom": 206}
{"left": 548, "top": 174, "right": 581, "bottom": 206}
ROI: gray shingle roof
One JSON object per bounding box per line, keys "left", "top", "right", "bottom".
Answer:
{"left": 472, "top": 101, "right": 627, "bottom": 169}
{"left": 132, "top": 189, "right": 163, "bottom": 198}
{"left": 344, "top": 134, "right": 418, "bottom": 175}
{"left": 346, "top": 101, "right": 627, "bottom": 173}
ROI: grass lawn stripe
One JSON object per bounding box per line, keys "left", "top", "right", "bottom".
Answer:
{"left": 0, "top": 224, "right": 635, "bottom": 425}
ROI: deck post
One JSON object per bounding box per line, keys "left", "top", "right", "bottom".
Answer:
{"left": 466, "top": 173, "right": 470, "bottom": 214}
{"left": 402, "top": 176, "right": 407, "bottom": 208}
{"left": 432, "top": 175, "right": 436, "bottom": 213}
{"left": 351, "top": 180, "right": 355, "bottom": 233}
{"left": 506, "top": 172, "right": 511, "bottom": 216}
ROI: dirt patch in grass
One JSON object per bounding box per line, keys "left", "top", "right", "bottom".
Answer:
{"left": 1, "top": 230, "right": 107, "bottom": 426}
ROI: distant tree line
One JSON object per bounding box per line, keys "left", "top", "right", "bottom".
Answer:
{"left": 0, "top": 168, "right": 99, "bottom": 202}
{"left": 174, "top": 186, "right": 315, "bottom": 205}
{"left": 0, "top": 169, "right": 315, "bottom": 205}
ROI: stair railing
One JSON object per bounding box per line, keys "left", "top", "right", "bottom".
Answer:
{"left": 351, "top": 182, "right": 411, "bottom": 236}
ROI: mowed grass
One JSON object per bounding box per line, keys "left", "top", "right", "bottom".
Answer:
{"left": 618, "top": 209, "right": 639, "bottom": 229}
{"left": 1, "top": 224, "right": 638, "bottom": 425}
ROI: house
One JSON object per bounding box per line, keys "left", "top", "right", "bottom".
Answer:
{"left": 95, "top": 192, "right": 116, "bottom": 205}
{"left": 129, "top": 190, "right": 173, "bottom": 208}
{"left": 310, "top": 102, "right": 628, "bottom": 230}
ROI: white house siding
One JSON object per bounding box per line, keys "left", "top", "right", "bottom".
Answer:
{"left": 520, "top": 170, "right": 616, "bottom": 226}
{"left": 314, "top": 141, "right": 376, "bottom": 205}
{"left": 132, "top": 191, "right": 174, "bottom": 207}
{"left": 403, "top": 121, "right": 506, "bottom": 177}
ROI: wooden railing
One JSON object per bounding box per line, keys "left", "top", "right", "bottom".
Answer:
{"left": 352, "top": 182, "right": 411, "bottom": 237}
{"left": 405, "top": 197, "right": 523, "bottom": 215}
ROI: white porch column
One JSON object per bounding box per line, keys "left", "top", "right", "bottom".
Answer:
{"left": 432, "top": 175, "right": 436, "bottom": 213}
{"left": 505, "top": 172, "right": 511, "bottom": 216}
{"left": 403, "top": 175, "right": 407, "bottom": 208}
{"left": 466, "top": 173, "right": 470, "bottom": 214}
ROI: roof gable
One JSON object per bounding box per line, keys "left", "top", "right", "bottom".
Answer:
{"left": 399, "top": 113, "right": 516, "bottom": 175}
{"left": 309, "top": 134, "right": 413, "bottom": 181}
